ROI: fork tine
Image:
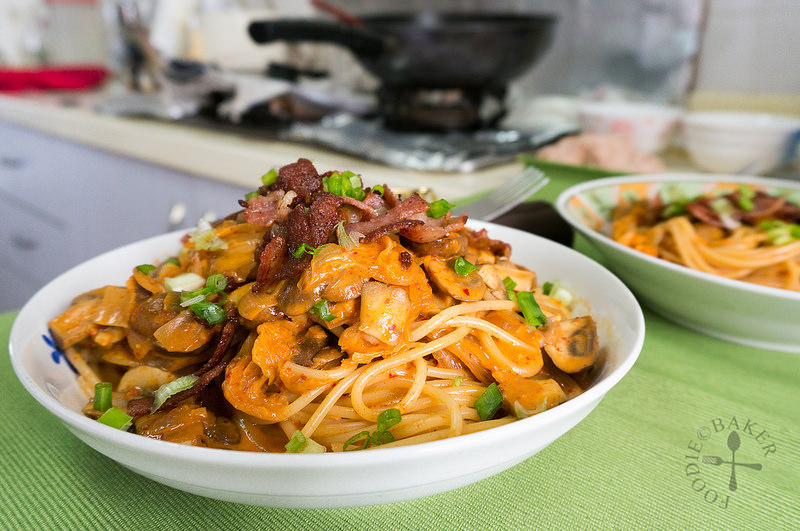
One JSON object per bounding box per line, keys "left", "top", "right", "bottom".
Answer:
{"left": 454, "top": 167, "right": 549, "bottom": 221}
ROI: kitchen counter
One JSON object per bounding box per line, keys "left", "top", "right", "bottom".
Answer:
{"left": 0, "top": 92, "right": 521, "bottom": 201}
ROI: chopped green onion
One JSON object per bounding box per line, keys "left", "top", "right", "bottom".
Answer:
{"left": 310, "top": 299, "right": 336, "bottom": 322}
{"left": 516, "top": 291, "right": 546, "bottom": 327}
{"left": 503, "top": 277, "right": 517, "bottom": 302}
{"left": 286, "top": 430, "right": 328, "bottom": 453}
{"left": 710, "top": 197, "right": 735, "bottom": 217}
{"left": 97, "top": 406, "right": 133, "bottom": 431}
{"left": 189, "top": 301, "right": 227, "bottom": 325}
{"left": 180, "top": 292, "right": 207, "bottom": 307}
{"left": 285, "top": 430, "right": 307, "bottom": 453}
{"left": 427, "top": 199, "right": 454, "bottom": 219}
{"left": 164, "top": 257, "right": 180, "bottom": 266}
{"left": 343, "top": 431, "right": 371, "bottom": 451}
{"left": 189, "top": 218, "right": 228, "bottom": 251}
{"left": 93, "top": 382, "right": 112, "bottom": 411}
{"left": 453, "top": 376, "right": 462, "bottom": 387}
{"left": 179, "top": 274, "right": 227, "bottom": 307}
{"left": 661, "top": 201, "right": 690, "bottom": 219}
{"left": 293, "top": 243, "right": 319, "bottom": 258}
{"left": 541, "top": 279, "right": 573, "bottom": 306}
{"left": 151, "top": 375, "right": 199, "bottom": 412}
{"left": 371, "top": 185, "right": 385, "bottom": 197}
{"left": 453, "top": 257, "right": 478, "bottom": 276}
{"left": 244, "top": 191, "right": 260, "bottom": 200}
{"left": 299, "top": 438, "right": 326, "bottom": 453}
{"left": 738, "top": 185, "right": 756, "bottom": 199}
{"left": 261, "top": 169, "right": 278, "bottom": 187}
{"left": 737, "top": 185, "right": 756, "bottom": 211}
{"left": 738, "top": 197, "right": 754, "bottom": 211}
{"left": 135, "top": 264, "right": 156, "bottom": 275}
{"left": 553, "top": 288, "right": 573, "bottom": 306}
{"left": 372, "top": 431, "right": 395, "bottom": 445}
{"left": 322, "top": 171, "right": 366, "bottom": 200}
{"left": 760, "top": 220, "right": 800, "bottom": 245}
{"left": 371, "top": 408, "right": 401, "bottom": 446}
{"left": 341, "top": 409, "right": 402, "bottom": 450}
{"left": 759, "top": 220, "right": 779, "bottom": 230}
{"left": 474, "top": 383, "right": 503, "bottom": 421}
{"left": 165, "top": 272, "right": 205, "bottom": 292}
{"left": 206, "top": 274, "right": 227, "bottom": 292}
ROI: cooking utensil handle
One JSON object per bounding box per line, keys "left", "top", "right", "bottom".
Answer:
{"left": 248, "top": 20, "right": 384, "bottom": 58}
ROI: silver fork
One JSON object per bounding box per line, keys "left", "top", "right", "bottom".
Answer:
{"left": 453, "top": 166, "right": 550, "bottom": 221}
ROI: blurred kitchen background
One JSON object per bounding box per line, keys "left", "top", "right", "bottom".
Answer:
{"left": 1, "top": 0, "right": 799, "bottom": 311}
{"left": 3, "top": 1, "right": 798, "bottom": 103}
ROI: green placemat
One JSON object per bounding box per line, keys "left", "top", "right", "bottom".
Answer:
{"left": 454, "top": 156, "right": 624, "bottom": 209}
{"left": 519, "top": 156, "right": 624, "bottom": 180}
{"left": 3, "top": 303, "right": 799, "bottom": 530}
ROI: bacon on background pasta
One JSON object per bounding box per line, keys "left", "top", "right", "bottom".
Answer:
{"left": 609, "top": 186, "right": 800, "bottom": 291}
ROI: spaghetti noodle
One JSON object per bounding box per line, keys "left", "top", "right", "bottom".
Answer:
{"left": 48, "top": 159, "right": 600, "bottom": 453}
{"left": 609, "top": 186, "right": 800, "bottom": 291}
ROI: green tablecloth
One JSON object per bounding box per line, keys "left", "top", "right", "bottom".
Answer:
{"left": 3, "top": 166, "right": 799, "bottom": 530}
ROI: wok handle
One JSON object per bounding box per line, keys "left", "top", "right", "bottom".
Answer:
{"left": 248, "top": 20, "right": 384, "bottom": 58}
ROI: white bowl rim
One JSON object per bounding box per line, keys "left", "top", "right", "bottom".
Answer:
{"left": 578, "top": 100, "right": 682, "bottom": 116}
{"left": 683, "top": 111, "right": 800, "bottom": 129}
{"left": 556, "top": 173, "right": 800, "bottom": 303}
{"left": 9, "top": 221, "right": 645, "bottom": 469}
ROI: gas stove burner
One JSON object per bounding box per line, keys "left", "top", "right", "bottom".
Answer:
{"left": 378, "top": 86, "right": 507, "bottom": 132}
{"left": 284, "top": 113, "right": 576, "bottom": 172}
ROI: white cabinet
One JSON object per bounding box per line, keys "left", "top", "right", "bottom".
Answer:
{"left": 0, "top": 121, "right": 251, "bottom": 311}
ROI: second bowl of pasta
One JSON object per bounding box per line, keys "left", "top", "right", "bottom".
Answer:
{"left": 556, "top": 174, "right": 800, "bottom": 353}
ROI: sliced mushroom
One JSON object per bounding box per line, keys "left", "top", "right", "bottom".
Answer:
{"left": 405, "top": 232, "right": 468, "bottom": 258}
{"left": 292, "top": 325, "right": 330, "bottom": 366}
{"left": 129, "top": 292, "right": 181, "bottom": 338}
{"left": 278, "top": 281, "right": 317, "bottom": 317}
{"left": 541, "top": 316, "right": 599, "bottom": 373}
{"left": 117, "top": 366, "right": 176, "bottom": 395}
{"left": 498, "top": 374, "right": 567, "bottom": 418}
{"left": 152, "top": 309, "right": 216, "bottom": 353}
{"left": 423, "top": 256, "right": 486, "bottom": 302}
{"left": 477, "top": 261, "right": 536, "bottom": 295}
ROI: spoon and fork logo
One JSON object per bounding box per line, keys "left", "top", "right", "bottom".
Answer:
{"left": 701, "top": 431, "right": 762, "bottom": 491}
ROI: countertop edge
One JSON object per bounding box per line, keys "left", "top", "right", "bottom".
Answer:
{"left": 0, "top": 93, "right": 516, "bottom": 200}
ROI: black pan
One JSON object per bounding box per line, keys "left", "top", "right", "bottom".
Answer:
{"left": 248, "top": 12, "right": 556, "bottom": 90}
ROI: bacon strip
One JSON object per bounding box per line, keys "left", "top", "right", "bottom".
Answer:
{"left": 253, "top": 235, "right": 286, "bottom": 293}
{"left": 275, "top": 158, "right": 321, "bottom": 203}
{"left": 345, "top": 193, "right": 429, "bottom": 241}
{"left": 399, "top": 214, "right": 468, "bottom": 243}
{"left": 465, "top": 228, "right": 511, "bottom": 258}
{"left": 242, "top": 190, "right": 293, "bottom": 227}
{"left": 275, "top": 193, "right": 344, "bottom": 280}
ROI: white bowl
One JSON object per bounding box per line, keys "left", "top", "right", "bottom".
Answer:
{"left": 556, "top": 174, "right": 800, "bottom": 353}
{"left": 578, "top": 101, "right": 682, "bottom": 153}
{"left": 9, "top": 221, "right": 645, "bottom": 508}
{"left": 682, "top": 111, "right": 800, "bottom": 174}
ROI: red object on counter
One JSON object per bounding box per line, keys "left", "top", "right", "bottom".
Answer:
{"left": 0, "top": 66, "right": 109, "bottom": 92}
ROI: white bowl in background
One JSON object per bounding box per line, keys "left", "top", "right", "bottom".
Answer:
{"left": 9, "top": 221, "right": 645, "bottom": 508}
{"left": 682, "top": 111, "right": 800, "bottom": 174}
{"left": 556, "top": 174, "right": 800, "bottom": 353}
{"left": 578, "top": 101, "right": 682, "bottom": 153}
